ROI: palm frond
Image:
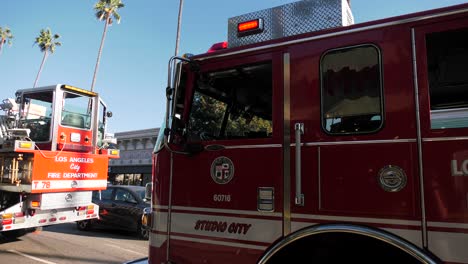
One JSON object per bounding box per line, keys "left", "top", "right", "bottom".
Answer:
{"left": 113, "top": 12, "right": 121, "bottom": 24}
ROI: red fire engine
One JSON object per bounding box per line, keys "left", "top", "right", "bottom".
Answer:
{"left": 0, "top": 84, "right": 118, "bottom": 238}
{"left": 150, "top": 0, "right": 468, "bottom": 263}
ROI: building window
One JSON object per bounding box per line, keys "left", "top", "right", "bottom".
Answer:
{"left": 321, "top": 45, "right": 383, "bottom": 134}
{"left": 426, "top": 27, "right": 468, "bottom": 129}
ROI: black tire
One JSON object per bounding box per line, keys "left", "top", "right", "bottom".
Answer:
{"left": 137, "top": 221, "right": 149, "bottom": 240}
{"left": 2, "top": 229, "right": 28, "bottom": 240}
{"left": 76, "top": 220, "right": 92, "bottom": 231}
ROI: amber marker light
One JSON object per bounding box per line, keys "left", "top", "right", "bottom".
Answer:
{"left": 19, "top": 142, "right": 32, "bottom": 148}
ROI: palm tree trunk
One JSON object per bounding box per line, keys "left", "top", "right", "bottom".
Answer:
{"left": 0, "top": 40, "right": 4, "bottom": 56}
{"left": 34, "top": 50, "right": 48, "bottom": 88}
{"left": 90, "top": 15, "right": 110, "bottom": 92}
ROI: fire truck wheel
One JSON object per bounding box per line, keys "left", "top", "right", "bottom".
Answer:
{"left": 76, "top": 220, "right": 92, "bottom": 231}
{"left": 137, "top": 221, "right": 149, "bottom": 240}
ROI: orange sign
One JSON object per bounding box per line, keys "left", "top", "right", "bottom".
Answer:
{"left": 31, "top": 151, "right": 108, "bottom": 193}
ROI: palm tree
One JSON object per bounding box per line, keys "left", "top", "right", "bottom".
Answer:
{"left": 91, "top": 0, "right": 125, "bottom": 92}
{"left": 33, "top": 28, "right": 61, "bottom": 88}
{"left": 0, "top": 26, "right": 14, "bottom": 56}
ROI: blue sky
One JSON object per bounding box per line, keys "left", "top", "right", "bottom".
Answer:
{"left": 1, "top": 0, "right": 467, "bottom": 133}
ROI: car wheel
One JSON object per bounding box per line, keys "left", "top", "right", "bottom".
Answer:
{"left": 76, "top": 220, "right": 92, "bottom": 231}
{"left": 137, "top": 221, "right": 149, "bottom": 240}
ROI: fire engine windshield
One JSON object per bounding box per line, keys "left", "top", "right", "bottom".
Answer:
{"left": 61, "top": 92, "right": 92, "bottom": 130}
{"left": 188, "top": 62, "right": 273, "bottom": 140}
{"left": 19, "top": 91, "right": 53, "bottom": 142}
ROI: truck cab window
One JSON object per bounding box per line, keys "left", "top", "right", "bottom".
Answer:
{"left": 426, "top": 28, "right": 468, "bottom": 129}
{"left": 188, "top": 62, "right": 273, "bottom": 141}
{"left": 321, "top": 45, "right": 383, "bottom": 134}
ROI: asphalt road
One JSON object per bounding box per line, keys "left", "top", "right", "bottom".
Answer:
{"left": 0, "top": 223, "right": 148, "bottom": 264}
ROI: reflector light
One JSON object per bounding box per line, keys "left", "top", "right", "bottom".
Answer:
{"left": 38, "top": 219, "right": 47, "bottom": 224}
{"left": 4, "top": 226, "right": 11, "bottom": 230}
{"left": 14, "top": 218, "right": 25, "bottom": 224}
{"left": 59, "top": 217, "right": 66, "bottom": 221}
{"left": 14, "top": 212, "right": 24, "bottom": 218}
{"left": 49, "top": 218, "right": 57, "bottom": 222}
{"left": 237, "top": 19, "right": 264, "bottom": 37}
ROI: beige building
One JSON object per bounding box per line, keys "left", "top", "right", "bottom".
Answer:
{"left": 108, "top": 128, "right": 159, "bottom": 186}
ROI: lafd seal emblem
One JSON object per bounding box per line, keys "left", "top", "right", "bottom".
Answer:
{"left": 378, "top": 165, "right": 407, "bottom": 192}
{"left": 210, "top": 156, "right": 234, "bottom": 184}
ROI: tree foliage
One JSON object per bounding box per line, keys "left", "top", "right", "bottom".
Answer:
{"left": 34, "top": 28, "right": 61, "bottom": 54}
{"left": 94, "top": 0, "right": 124, "bottom": 24}
{"left": 0, "top": 26, "right": 14, "bottom": 56}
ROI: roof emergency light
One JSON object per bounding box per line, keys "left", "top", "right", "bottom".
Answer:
{"left": 207, "top": 41, "right": 228, "bottom": 53}
{"left": 237, "top": 18, "right": 264, "bottom": 37}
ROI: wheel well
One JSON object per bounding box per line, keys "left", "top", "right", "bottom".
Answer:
{"left": 259, "top": 224, "right": 440, "bottom": 264}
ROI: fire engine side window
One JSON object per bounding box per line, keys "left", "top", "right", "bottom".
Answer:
{"left": 188, "top": 62, "right": 273, "bottom": 140}
{"left": 321, "top": 45, "right": 383, "bottom": 134}
{"left": 426, "top": 28, "right": 468, "bottom": 129}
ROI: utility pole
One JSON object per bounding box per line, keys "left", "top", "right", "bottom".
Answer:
{"left": 174, "top": 0, "right": 184, "bottom": 57}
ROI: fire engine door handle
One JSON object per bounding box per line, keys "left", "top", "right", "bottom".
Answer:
{"left": 295, "top": 123, "right": 305, "bottom": 206}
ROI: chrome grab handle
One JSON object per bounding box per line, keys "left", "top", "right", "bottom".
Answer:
{"left": 295, "top": 123, "right": 304, "bottom": 206}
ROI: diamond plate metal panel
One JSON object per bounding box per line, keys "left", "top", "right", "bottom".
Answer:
{"left": 228, "top": 0, "right": 354, "bottom": 48}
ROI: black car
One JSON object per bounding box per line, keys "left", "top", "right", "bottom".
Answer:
{"left": 76, "top": 185, "right": 151, "bottom": 240}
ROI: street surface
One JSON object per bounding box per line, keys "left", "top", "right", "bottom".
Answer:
{"left": 0, "top": 223, "right": 148, "bottom": 264}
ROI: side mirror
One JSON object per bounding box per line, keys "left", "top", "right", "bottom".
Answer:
{"left": 106, "top": 111, "right": 113, "bottom": 118}
{"left": 145, "top": 183, "right": 152, "bottom": 201}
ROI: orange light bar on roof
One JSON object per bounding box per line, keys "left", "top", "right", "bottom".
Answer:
{"left": 237, "top": 18, "right": 264, "bottom": 37}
